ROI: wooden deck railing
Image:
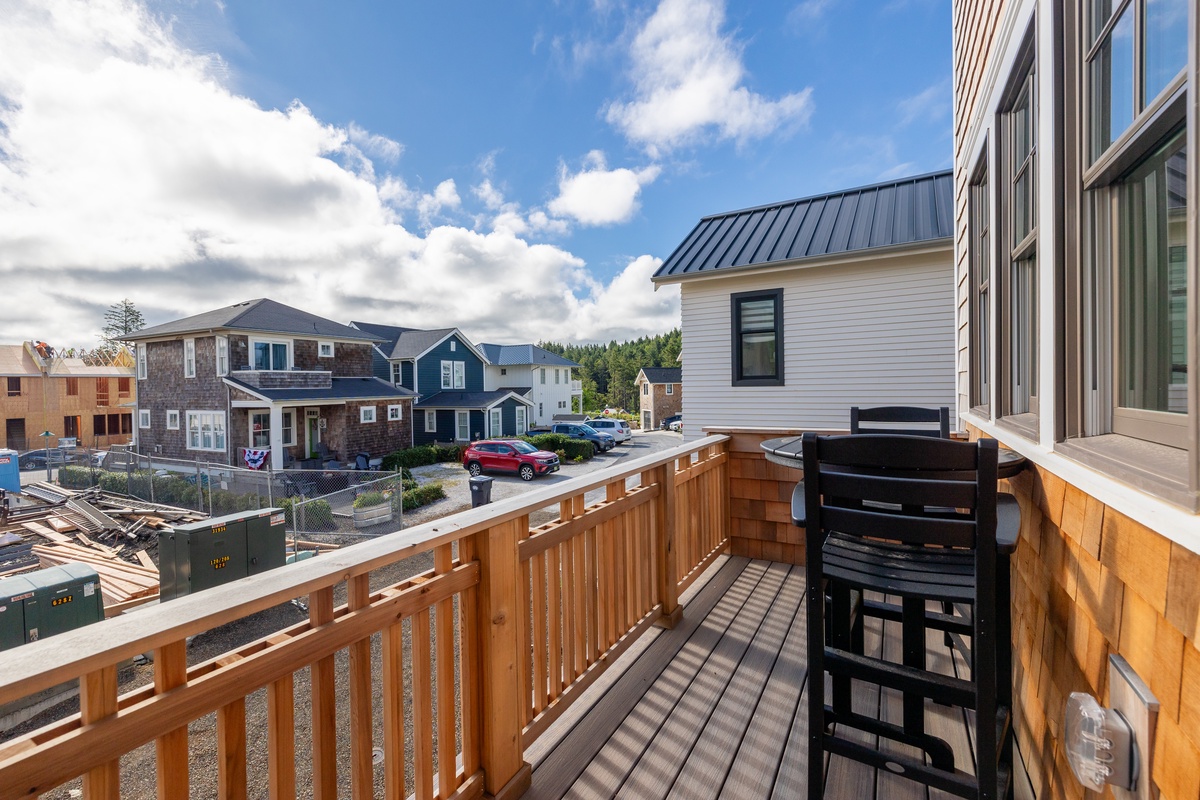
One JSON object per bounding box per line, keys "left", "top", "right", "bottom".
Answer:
{"left": 0, "top": 435, "right": 730, "bottom": 800}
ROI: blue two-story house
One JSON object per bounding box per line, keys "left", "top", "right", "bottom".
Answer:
{"left": 351, "top": 322, "right": 535, "bottom": 445}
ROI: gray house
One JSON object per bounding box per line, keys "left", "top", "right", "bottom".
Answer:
{"left": 125, "top": 299, "right": 415, "bottom": 471}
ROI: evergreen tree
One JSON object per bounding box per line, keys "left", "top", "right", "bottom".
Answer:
{"left": 101, "top": 299, "right": 145, "bottom": 346}
{"left": 540, "top": 329, "right": 681, "bottom": 413}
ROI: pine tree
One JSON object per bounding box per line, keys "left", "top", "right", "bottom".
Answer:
{"left": 101, "top": 299, "right": 145, "bottom": 345}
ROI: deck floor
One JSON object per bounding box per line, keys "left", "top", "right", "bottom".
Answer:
{"left": 527, "top": 556, "right": 1035, "bottom": 800}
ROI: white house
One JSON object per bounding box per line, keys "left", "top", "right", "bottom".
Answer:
{"left": 479, "top": 344, "right": 582, "bottom": 427}
{"left": 652, "top": 171, "right": 957, "bottom": 438}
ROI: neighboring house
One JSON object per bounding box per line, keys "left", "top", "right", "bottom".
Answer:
{"left": 124, "top": 299, "right": 414, "bottom": 471}
{"left": 954, "top": 2, "right": 1199, "bottom": 797}
{"left": 634, "top": 367, "right": 682, "bottom": 431}
{"left": 351, "top": 322, "right": 535, "bottom": 444}
{"left": 479, "top": 343, "right": 582, "bottom": 426}
{"left": 0, "top": 343, "right": 135, "bottom": 451}
{"left": 652, "top": 171, "right": 956, "bottom": 438}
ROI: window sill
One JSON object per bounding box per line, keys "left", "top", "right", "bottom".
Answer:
{"left": 1057, "top": 435, "right": 1195, "bottom": 511}
{"left": 996, "top": 412, "right": 1039, "bottom": 442}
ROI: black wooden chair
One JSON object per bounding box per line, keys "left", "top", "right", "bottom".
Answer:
{"left": 800, "top": 432, "right": 1016, "bottom": 799}
{"left": 850, "top": 405, "right": 951, "bottom": 438}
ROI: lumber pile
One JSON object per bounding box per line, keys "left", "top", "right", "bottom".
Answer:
{"left": 32, "top": 542, "right": 159, "bottom": 606}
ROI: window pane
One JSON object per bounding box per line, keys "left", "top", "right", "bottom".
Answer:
{"left": 1089, "top": 0, "right": 1115, "bottom": 45}
{"left": 739, "top": 299, "right": 775, "bottom": 331}
{"left": 1010, "top": 257, "right": 1038, "bottom": 414}
{"left": 252, "top": 412, "right": 271, "bottom": 447}
{"left": 1118, "top": 133, "right": 1187, "bottom": 414}
{"left": 254, "top": 342, "right": 269, "bottom": 370}
{"left": 1090, "top": 6, "right": 1135, "bottom": 161}
{"left": 1143, "top": 0, "right": 1188, "bottom": 104}
{"left": 740, "top": 332, "right": 777, "bottom": 379}
{"left": 271, "top": 343, "right": 287, "bottom": 371}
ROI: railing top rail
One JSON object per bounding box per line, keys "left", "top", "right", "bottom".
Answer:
{"left": 0, "top": 434, "right": 729, "bottom": 704}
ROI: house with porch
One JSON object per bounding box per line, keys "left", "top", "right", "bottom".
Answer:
{"left": 634, "top": 366, "right": 682, "bottom": 431}
{"left": 652, "top": 171, "right": 957, "bottom": 440}
{"left": 0, "top": 342, "right": 135, "bottom": 451}
{"left": 351, "top": 321, "right": 535, "bottom": 444}
{"left": 124, "top": 299, "right": 414, "bottom": 471}
{"left": 479, "top": 343, "right": 582, "bottom": 426}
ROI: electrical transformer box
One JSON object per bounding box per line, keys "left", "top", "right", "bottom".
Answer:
{"left": 0, "top": 564, "right": 104, "bottom": 652}
{"left": 158, "top": 508, "right": 287, "bottom": 601}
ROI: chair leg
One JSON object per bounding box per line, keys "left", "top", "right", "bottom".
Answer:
{"left": 901, "top": 597, "right": 926, "bottom": 737}
{"left": 807, "top": 575, "right": 827, "bottom": 800}
{"left": 830, "top": 582, "right": 853, "bottom": 714}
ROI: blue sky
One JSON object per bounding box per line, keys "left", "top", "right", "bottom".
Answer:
{"left": 0, "top": 0, "right": 952, "bottom": 347}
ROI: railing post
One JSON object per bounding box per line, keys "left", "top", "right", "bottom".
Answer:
{"left": 473, "top": 518, "right": 532, "bottom": 800}
{"left": 154, "top": 639, "right": 189, "bottom": 800}
{"left": 81, "top": 665, "right": 120, "bottom": 799}
{"left": 654, "top": 461, "right": 681, "bottom": 629}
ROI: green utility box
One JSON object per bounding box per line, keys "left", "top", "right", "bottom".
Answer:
{"left": 0, "top": 564, "right": 105, "bottom": 652}
{"left": 158, "top": 508, "right": 287, "bottom": 601}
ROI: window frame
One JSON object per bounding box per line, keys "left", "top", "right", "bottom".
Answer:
{"left": 166, "top": 410, "right": 180, "bottom": 430}
{"left": 184, "top": 338, "right": 196, "bottom": 379}
{"left": 250, "top": 337, "right": 292, "bottom": 371}
{"left": 185, "top": 411, "right": 226, "bottom": 452}
{"left": 360, "top": 406, "right": 377, "bottom": 424}
{"left": 66, "top": 377, "right": 79, "bottom": 396}
{"left": 137, "top": 344, "right": 147, "bottom": 380}
{"left": 216, "top": 336, "right": 229, "bottom": 377}
{"left": 490, "top": 408, "right": 502, "bottom": 436}
{"left": 515, "top": 406, "right": 527, "bottom": 435}
{"left": 138, "top": 409, "right": 151, "bottom": 429}
{"left": 6, "top": 377, "right": 20, "bottom": 397}
{"left": 318, "top": 341, "right": 334, "bottom": 358}
{"left": 387, "top": 404, "right": 403, "bottom": 421}
{"left": 425, "top": 410, "right": 437, "bottom": 433}
{"left": 392, "top": 363, "right": 402, "bottom": 385}
{"left": 730, "top": 288, "right": 785, "bottom": 387}
{"left": 969, "top": 144, "right": 993, "bottom": 412}
{"left": 456, "top": 410, "right": 470, "bottom": 441}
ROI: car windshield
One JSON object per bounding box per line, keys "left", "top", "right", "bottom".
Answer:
{"left": 579, "top": 424, "right": 599, "bottom": 435}
{"left": 510, "top": 441, "right": 539, "bottom": 454}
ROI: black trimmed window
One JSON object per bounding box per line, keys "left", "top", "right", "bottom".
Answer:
{"left": 731, "top": 289, "right": 783, "bottom": 386}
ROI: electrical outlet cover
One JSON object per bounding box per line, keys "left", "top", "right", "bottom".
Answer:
{"left": 1109, "top": 654, "right": 1159, "bottom": 800}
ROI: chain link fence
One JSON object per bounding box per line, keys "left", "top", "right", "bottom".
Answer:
{"left": 288, "top": 471, "right": 411, "bottom": 538}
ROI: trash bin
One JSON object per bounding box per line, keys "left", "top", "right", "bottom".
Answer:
{"left": 469, "top": 475, "right": 493, "bottom": 508}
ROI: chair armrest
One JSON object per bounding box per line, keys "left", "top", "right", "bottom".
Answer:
{"left": 791, "top": 481, "right": 806, "bottom": 527}
{"left": 996, "top": 493, "right": 1020, "bottom": 554}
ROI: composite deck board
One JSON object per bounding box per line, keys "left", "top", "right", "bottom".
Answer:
{"left": 529, "top": 558, "right": 985, "bottom": 800}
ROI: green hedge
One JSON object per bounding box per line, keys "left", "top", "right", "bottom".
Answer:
{"left": 352, "top": 491, "right": 387, "bottom": 510}
{"left": 392, "top": 482, "right": 446, "bottom": 513}
{"left": 279, "top": 497, "right": 334, "bottom": 530}
{"left": 522, "top": 433, "right": 593, "bottom": 461}
{"left": 381, "top": 445, "right": 462, "bottom": 471}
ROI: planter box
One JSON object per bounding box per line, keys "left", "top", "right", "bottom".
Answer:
{"left": 352, "top": 503, "right": 393, "bottom": 529}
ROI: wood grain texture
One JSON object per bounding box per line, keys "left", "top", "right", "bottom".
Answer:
{"left": 267, "top": 675, "right": 296, "bottom": 800}
{"left": 216, "top": 698, "right": 247, "bottom": 800}
{"left": 347, "top": 574, "right": 373, "bottom": 800}
{"left": 308, "top": 587, "right": 337, "bottom": 800}
{"left": 81, "top": 665, "right": 120, "bottom": 800}
{"left": 154, "top": 639, "right": 189, "bottom": 800}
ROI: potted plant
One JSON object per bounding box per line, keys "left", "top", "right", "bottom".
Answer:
{"left": 352, "top": 490, "right": 393, "bottom": 529}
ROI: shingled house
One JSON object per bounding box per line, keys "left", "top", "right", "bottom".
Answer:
{"left": 125, "top": 299, "right": 414, "bottom": 471}
{"left": 634, "top": 366, "right": 682, "bottom": 431}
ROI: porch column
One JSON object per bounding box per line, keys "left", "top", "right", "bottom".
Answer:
{"left": 270, "top": 405, "right": 285, "bottom": 471}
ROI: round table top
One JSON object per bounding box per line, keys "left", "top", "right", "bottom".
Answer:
{"left": 760, "top": 435, "right": 1028, "bottom": 479}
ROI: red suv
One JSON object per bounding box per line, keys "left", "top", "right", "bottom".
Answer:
{"left": 462, "top": 439, "right": 560, "bottom": 481}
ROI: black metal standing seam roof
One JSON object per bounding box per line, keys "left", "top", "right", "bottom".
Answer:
{"left": 125, "top": 299, "right": 381, "bottom": 341}
{"left": 479, "top": 343, "right": 580, "bottom": 368}
{"left": 652, "top": 170, "right": 954, "bottom": 280}
{"left": 350, "top": 321, "right": 459, "bottom": 360}
{"left": 224, "top": 376, "right": 415, "bottom": 402}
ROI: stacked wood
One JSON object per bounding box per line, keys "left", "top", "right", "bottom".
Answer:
{"left": 31, "top": 542, "right": 159, "bottom": 606}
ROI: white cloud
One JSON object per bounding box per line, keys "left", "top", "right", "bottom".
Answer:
{"left": 605, "top": 0, "right": 814, "bottom": 155}
{"left": 0, "top": 0, "right": 676, "bottom": 347}
{"left": 897, "top": 79, "right": 951, "bottom": 127}
{"left": 548, "top": 150, "right": 661, "bottom": 226}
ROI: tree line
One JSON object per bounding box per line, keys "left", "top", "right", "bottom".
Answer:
{"left": 540, "top": 329, "right": 681, "bottom": 413}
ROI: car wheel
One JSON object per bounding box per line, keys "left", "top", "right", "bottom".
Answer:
{"left": 519, "top": 464, "right": 535, "bottom": 481}
{"left": 592, "top": 443, "right": 601, "bottom": 455}
{"left": 467, "top": 461, "right": 482, "bottom": 476}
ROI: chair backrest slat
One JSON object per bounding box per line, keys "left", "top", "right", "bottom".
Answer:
{"left": 820, "top": 505, "right": 976, "bottom": 548}
{"left": 819, "top": 471, "right": 977, "bottom": 510}
{"left": 850, "top": 406, "right": 950, "bottom": 438}
{"left": 818, "top": 434, "right": 977, "bottom": 471}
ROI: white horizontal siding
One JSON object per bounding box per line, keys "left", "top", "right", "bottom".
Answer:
{"left": 680, "top": 251, "right": 956, "bottom": 437}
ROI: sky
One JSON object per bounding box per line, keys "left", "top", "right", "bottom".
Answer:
{"left": 0, "top": 0, "right": 953, "bottom": 349}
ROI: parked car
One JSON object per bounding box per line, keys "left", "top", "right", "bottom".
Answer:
{"left": 669, "top": 418, "right": 684, "bottom": 433}
{"left": 660, "top": 413, "right": 683, "bottom": 431}
{"left": 540, "top": 423, "right": 615, "bottom": 453}
{"left": 17, "top": 448, "right": 80, "bottom": 471}
{"left": 585, "top": 418, "right": 632, "bottom": 443}
{"left": 462, "top": 440, "right": 560, "bottom": 481}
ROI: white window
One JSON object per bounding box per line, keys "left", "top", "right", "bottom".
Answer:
{"left": 387, "top": 404, "right": 403, "bottom": 421}
{"left": 166, "top": 410, "right": 180, "bottom": 430}
{"left": 555, "top": 369, "right": 560, "bottom": 384}
{"left": 441, "top": 360, "right": 452, "bottom": 389}
{"left": 186, "top": 411, "right": 226, "bottom": 452}
{"left": 515, "top": 406, "right": 527, "bottom": 435}
{"left": 251, "top": 338, "right": 291, "bottom": 371}
{"left": 391, "top": 363, "right": 402, "bottom": 385}
{"left": 666, "top": 383, "right": 674, "bottom": 395}
{"left": 138, "top": 409, "right": 151, "bottom": 429}
{"left": 540, "top": 368, "right": 546, "bottom": 385}
{"left": 642, "top": 382, "right": 648, "bottom": 396}
{"left": 184, "top": 339, "right": 196, "bottom": 378}
{"left": 360, "top": 406, "right": 377, "bottom": 424}
{"left": 137, "top": 344, "right": 147, "bottom": 380}
{"left": 216, "top": 336, "right": 229, "bottom": 377}
{"left": 250, "top": 411, "right": 272, "bottom": 448}
{"left": 454, "top": 361, "right": 465, "bottom": 389}
{"left": 281, "top": 410, "right": 295, "bottom": 446}
{"left": 425, "top": 411, "right": 437, "bottom": 433}
{"left": 456, "top": 411, "right": 470, "bottom": 441}
{"left": 450, "top": 340, "right": 456, "bottom": 352}
{"left": 318, "top": 341, "right": 334, "bottom": 358}
{"left": 490, "top": 408, "right": 502, "bottom": 436}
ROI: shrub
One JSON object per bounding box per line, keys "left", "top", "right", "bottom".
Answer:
{"left": 279, "top": 497, "right": 334, "bottom": 530}
{"left": 393, "top": 482, "right": 446, "bottom": 513}
{"left": 353, "top": 491, "right": 388, "bottom": 510}
{"left": 522, "top": 434, "right": 592, "bottom": 461}
{"left": 57, "top": 465, "right": 98, "bottom": 489}
{"left": 382, "top": 445, "right": 463, "bottom": 471}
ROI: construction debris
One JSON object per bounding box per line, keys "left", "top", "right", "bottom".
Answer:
{"left": 32, "top": 542, "right": 158, "bottom": 607}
